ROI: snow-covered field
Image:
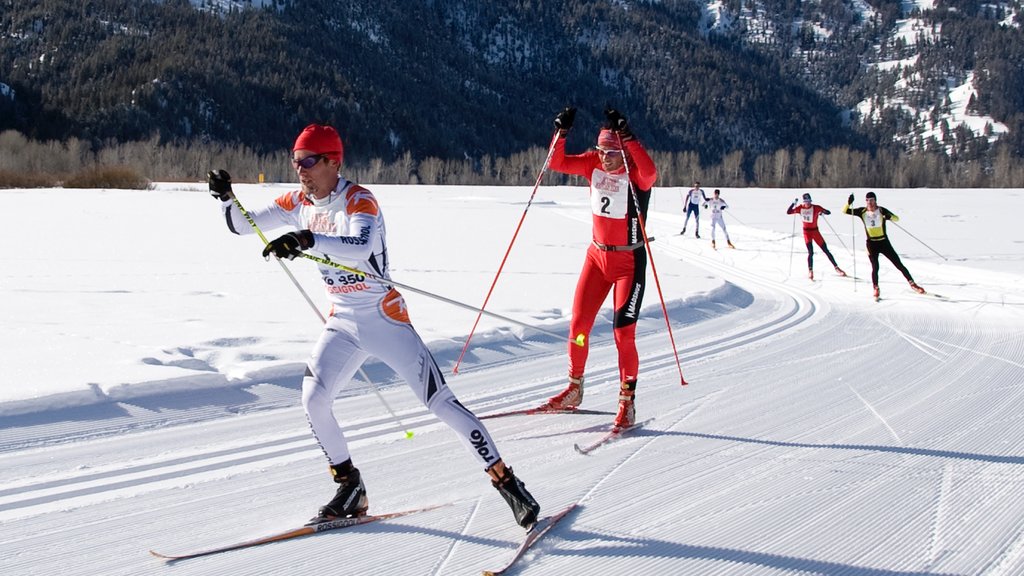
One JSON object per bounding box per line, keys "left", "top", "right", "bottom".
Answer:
{"left": 2, "top": 183, "right": 1023, "bottom": 575}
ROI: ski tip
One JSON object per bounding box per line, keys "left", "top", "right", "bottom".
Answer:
{"left": 150, "top": 550, "right": 178, "bottom": 561}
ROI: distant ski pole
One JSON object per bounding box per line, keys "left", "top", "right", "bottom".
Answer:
{"left": 851, "top": 210, "right": 858, "bottom": 292}
{"left": 892, "top": 221, "right": 948, "bottom": 261}
{"left": 821, "top": 214, "right": 849, "bottom": 253}
{"left": 230, "top": 195, "right": 415, "bottom": 439}
{"left": 452, "top": 130, "right": 562, "bottom": 374}
{"left": 617, "top": 132, "right": 687, "bottom": 386}
{"left": 788, "top": 213, "right": 797, "bottom": 278}
{"left": 724, "top": 209, "right": 749, "bottom": 227}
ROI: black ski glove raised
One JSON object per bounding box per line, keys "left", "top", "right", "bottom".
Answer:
{"left": 208, "top": 169, "right": 233, "bottom": 201}
{"left": 604, "top": 107, "right": 634, "bottom": 141}
{"left": 847, "top": 194, "right": 855, "bottom": 205}
{"left": 554, "top": 106, "right": 576, "bottom": 133}
{"left": 263, "top": 230, "right": 314, "bottom": 260}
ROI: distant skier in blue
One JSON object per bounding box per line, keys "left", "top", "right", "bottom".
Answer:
{"left": 680, "top": 181, "right": 708, "bottom": 237}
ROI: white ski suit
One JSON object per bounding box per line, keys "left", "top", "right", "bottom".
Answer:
{"left": 221, "top": 178, "right": 501, "bottom": 469}
{"left": 705, "top": 197, "right": 730, "bottom": 242}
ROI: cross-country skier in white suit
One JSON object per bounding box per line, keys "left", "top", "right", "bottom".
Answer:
{"left": 207, "top": 124, "right": 539, "bottom": 529}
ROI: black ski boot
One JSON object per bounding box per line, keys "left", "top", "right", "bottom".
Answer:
{"left": 488, "top": 460, "right": 540, "bottom": 530}
{"left": 308, "top": 459, "right": 369, "bottom": 524}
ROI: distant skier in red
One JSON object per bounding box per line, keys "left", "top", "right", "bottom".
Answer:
{"left": 787, "top": 193, "right": 845, "bottom": 280}
{"left": 541, "top": 106, "right": 657, "bottom": 429}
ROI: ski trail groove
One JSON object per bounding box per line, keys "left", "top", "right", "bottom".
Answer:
{"left": 431, "top": 498, "right": 481, "bottom": 576}
{"left": 846, "top": 384, "right": 903, "bottom": 445}
{"left": 874, "top": 317, "right": 948, "bottom": 361}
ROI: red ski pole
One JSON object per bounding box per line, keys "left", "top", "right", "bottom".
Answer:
{"left": 616, "top": 132, "right": 688, "bottom": 386}
{"left": 452, "top": 130, "right": 562, "bottom": 374}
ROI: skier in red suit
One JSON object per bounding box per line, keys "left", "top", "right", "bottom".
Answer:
{"left": 541, "top": 106, "right": 657, "bottom": 429}
{"left": 787, "top": 192, "right": 846, "bottom": 280}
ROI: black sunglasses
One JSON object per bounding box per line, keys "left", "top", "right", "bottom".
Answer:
{"left": 292, "top": 154, "right": 328, "bottom": 169}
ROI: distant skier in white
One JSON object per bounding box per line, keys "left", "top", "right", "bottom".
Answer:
{"left": 680, "top": 181, "right": 708, "bottom": 237}
{"left": 704, "top": 189, "right": 734, "bottom": 249}
{"left": 207, "top": 124, "right": 539, "bottom": 529}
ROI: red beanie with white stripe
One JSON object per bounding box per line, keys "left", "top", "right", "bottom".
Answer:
{"left": 596, "top": 129, "right": 622, "bottom": 151}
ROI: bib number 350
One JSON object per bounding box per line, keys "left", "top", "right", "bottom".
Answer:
{"left": 324, "top": 272, "right": 367, "bottom": 286}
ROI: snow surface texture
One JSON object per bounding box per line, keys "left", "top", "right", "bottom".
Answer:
{"left": 2, "top": 184, "right": 1023, "bottom": 575}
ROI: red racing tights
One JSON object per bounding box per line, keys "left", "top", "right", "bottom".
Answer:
{"left": 568, "top": 244, "right": 647, "bottom": 383}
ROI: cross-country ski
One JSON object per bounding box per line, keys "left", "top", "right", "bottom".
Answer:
{"left": 573, "top": 418, "right": 654, "bottom": 455}
{"left": 479, "top": 406, "right": 614, "bottom": 420}
{"left": 482, "top": 503, "right": 579, "bottom": 576}
{"left": 150, "top": 504, "right": 449, "bottom": 561}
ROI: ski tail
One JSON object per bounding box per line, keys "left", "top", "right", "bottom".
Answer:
{"left": 150, "top": 503, "right": 450, "bottom": 561}
{"left": 573, "top": 417, "right": 654, "bottom": 455}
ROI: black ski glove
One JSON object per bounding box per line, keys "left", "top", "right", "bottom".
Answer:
{"left": 208, "top": 169, "right": 233, "bottom": 201}
{"left": 604, "top": 107, "right": 634, "bottom": 141}
{"left": 847, "top": 194, "right": 855, "bottom": 205}
{"left": 262, "top": 230, "right": 315, "bottom": 260}
{"left": 554, "top": 106, "right": 576, "bottom": 133}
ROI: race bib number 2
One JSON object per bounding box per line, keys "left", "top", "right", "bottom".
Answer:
{"left": 590, "top": 170, "right": 630, "bottom": 220}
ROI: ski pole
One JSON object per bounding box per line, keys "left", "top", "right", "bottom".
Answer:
{"left": 851, "top": 211, "right": 858, "bottom": 292}
{"left": 892, "top": 221, "right": 948, "bottom": 261}
{"left": 724, "top": 209, "right": 749, "bottom": 228}
{"left": 788, "top": 213, "right": 797, "bottom": 279}
{"left": 231, "top": 195, "right": 564, "bottom": 340}
{"left": 617, "top": 132, "right": 688, "bottom": 386}
{"left": 453, "top": 130, "right": 562, "bottom": 374}
{"left": 821, "top": 214, "right": 849, "bottom": 253}
{"left": 230, "top": 195, "right": 415, "bottom": 439}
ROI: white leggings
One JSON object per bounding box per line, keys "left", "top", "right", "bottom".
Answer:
{"left": 301, "top": 291, "right": 501, "bottom": 470}
{"left": 710, "top": 213, "right": 729, "bottom": 241}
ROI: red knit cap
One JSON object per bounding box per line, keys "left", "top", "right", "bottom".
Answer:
{"left": 293, "top": 124, "right": 344, "bottom": 164}
{"left": 596, "top": 129, "right": 622, "bottom": 151}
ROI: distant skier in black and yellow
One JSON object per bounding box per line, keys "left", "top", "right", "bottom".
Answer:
{"left": 844, "top": 191, "right": 926, "bottom": 301}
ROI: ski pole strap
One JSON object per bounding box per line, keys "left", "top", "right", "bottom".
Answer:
{"left": 592, "top": 240, "right": 645, "bottom": 252}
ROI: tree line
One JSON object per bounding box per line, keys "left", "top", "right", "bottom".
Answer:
{"left": 1, "top": 130, "right": 1020, "bottom": 189}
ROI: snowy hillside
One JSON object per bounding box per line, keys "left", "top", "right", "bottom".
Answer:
{"left": 701, "top": 0, "right": 1018, "bottom": 152}
{"left": 2, "top": 184, "right": 1023, "bottom": 575}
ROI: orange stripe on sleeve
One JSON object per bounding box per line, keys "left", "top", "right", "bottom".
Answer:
{"left": 345, "top": 186, "right": 379, "bottom": 216}
{"left": 274, "top": 190, "right": 303, "bottom": 212}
